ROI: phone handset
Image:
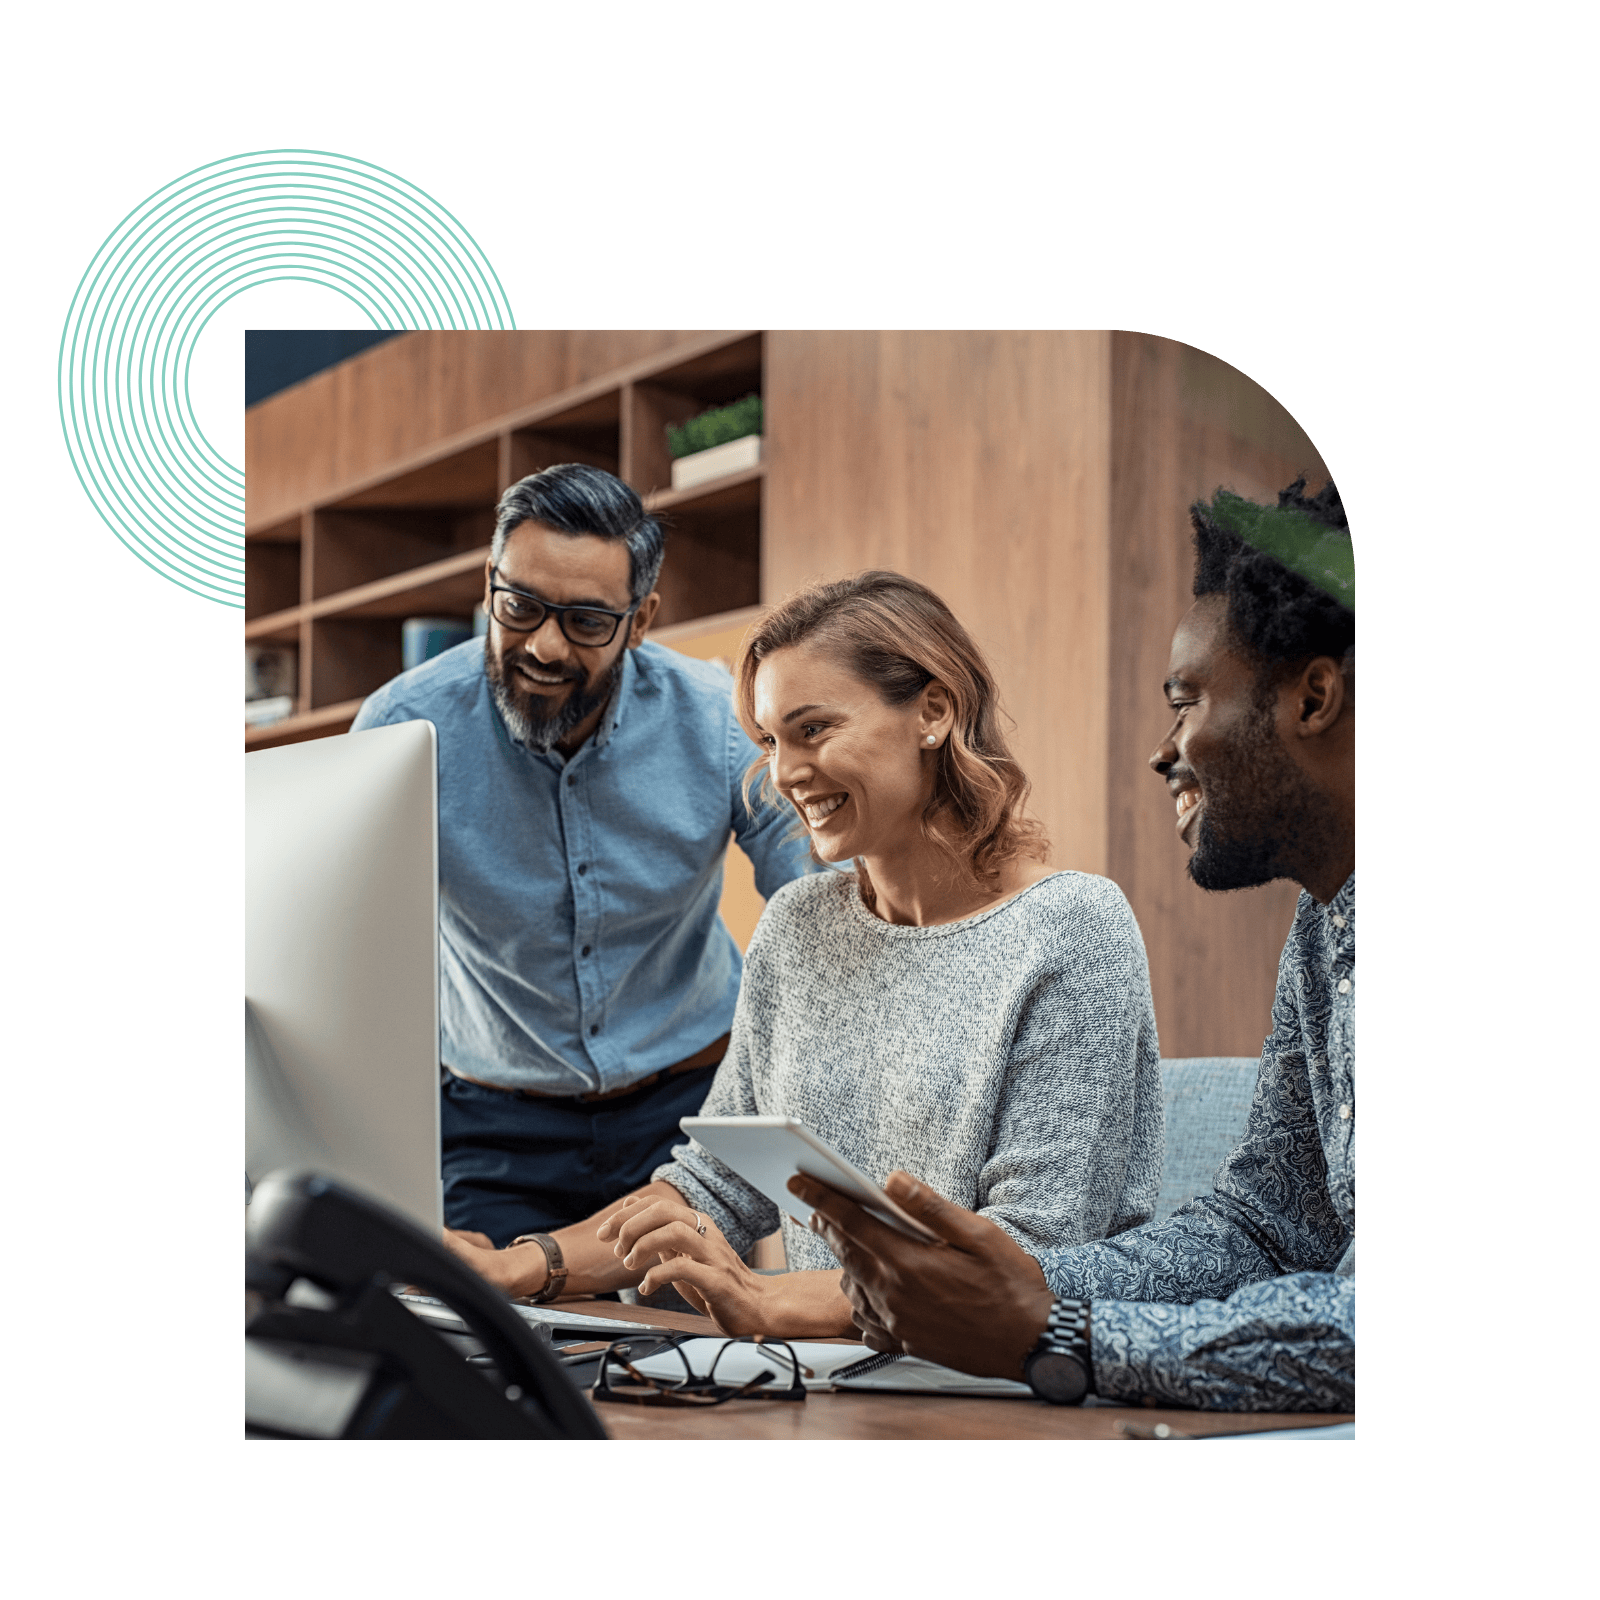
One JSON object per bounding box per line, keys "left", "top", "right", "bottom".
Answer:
{"left": 246, "top": 1169, "right": 607, "bottom": 1439}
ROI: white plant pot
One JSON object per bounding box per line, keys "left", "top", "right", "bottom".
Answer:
{"left": 670, "top": 433, "right": 762, "bottom": 491}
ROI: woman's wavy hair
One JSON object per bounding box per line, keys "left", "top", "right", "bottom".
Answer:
{"left": 733, "top": 570, "right": 1049, "bottom": 892}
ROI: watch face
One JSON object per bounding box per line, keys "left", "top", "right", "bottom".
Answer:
{"left": 1026, "top": 1351, "right": 1089, "bottom": 1405}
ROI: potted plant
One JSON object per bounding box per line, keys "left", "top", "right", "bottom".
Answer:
{"left": 667, "top": 393, "right": 763, "bottom": 490}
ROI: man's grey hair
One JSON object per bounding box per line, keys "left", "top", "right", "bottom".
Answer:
{"left": 491, "top": 463, "right": 666, "bottom": 603}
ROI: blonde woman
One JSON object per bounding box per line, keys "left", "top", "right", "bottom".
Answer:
{"left": 448, "top": 571, "right": 1162, "bottom": 1335}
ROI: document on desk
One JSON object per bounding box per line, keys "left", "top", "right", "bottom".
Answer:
{"left": 620, "top": 1340, "right": 1033, "bottom": 1397}
{"left": 1202, "top": 1421, "right": 1354, "bottom": 1441}
{"left": 829, "top": 1350, "right": 1033, "bottom": 1398}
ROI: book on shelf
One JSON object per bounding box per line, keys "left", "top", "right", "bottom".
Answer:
{"left": 245, "top": 696, "right": 294, "bottom": 728}
{"left": 246, "top": 644, "right": 297, "bottom": 702}
{"left": 402, "top": 617, "right": 473, "bottom": 670}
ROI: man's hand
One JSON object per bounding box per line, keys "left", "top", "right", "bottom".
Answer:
{"left": 789, "top": 1171, "right": 1056, "bottom": 1381}
{"left": 441, "top": 1228, "right": 548, "bottom": 1299}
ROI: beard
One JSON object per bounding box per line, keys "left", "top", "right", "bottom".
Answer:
{"left": 1187, "top": 699, "right": 1341, "bottom": 893}
{"left": 484, "top": 638, "right": 624, "bottom": 752}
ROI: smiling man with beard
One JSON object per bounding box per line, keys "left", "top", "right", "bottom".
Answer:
{"left": 350, "top": 464, "right": 813, "bottom": 1261}
{"left": 793, "top": 477, "right": 1356, "bottom": 1413}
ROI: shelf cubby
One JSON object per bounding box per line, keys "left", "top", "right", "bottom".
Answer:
{"left": 247, "top": 331, "right": 766, "bottom": 748}
{"left": 309, "top": 617, "right": 405, "bottom": 711}
{"left": 621, "top": 333, "right": 764, "bottom": 500}
{"left": 336, "top": 438, "right": 501, "bottom": 512}
{"left": 245, "top": 698, "right": 364, "bottom": 751}
{"left": 647, "top": 470, "right": 763, "bottom": 628}
{"left": 314, "top": 547, "right": 490, "bottom": 623}
{"left": 309, "top": 506, "right": 495, "bottom": 600}
{"left": 641, "top": 331, "right": 762, "bottom": 406}
{"left": 505, "top": 391, "right": 622, "bottom": 486}
{"left": 244, "top": 608, "right": 301, "bottom": 647}
{"left": 245, "top": 515, "right": 303, "bottom": 621}
{"left": 245, "top": 550, "right": 300, "bottom": 621}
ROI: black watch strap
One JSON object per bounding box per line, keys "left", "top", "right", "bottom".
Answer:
{"left": 508, "top": 1232, "right": 567, "bottom": 1304}
{"left": 1023, "top": 1298, "right": 1092, "bottom": 1405}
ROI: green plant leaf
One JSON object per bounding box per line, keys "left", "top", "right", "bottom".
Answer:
{"left": 1208, "top": 492, "right": 1355, "bottom": 611}
{"left": 667, "top": 393, "right": 764, "bottom": 459}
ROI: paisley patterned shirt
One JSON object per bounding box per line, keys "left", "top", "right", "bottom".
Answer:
{"left": 1038, "top": 874, "right": 1355, "bottom": 1412}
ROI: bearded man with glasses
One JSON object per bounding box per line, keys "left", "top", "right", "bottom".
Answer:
{"left": 351, "top": 463, "right": 814, "bottom": 1260}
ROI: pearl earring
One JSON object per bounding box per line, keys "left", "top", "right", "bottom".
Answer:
{"left": 925, "top": 734, "right": 938, "bottom": 746}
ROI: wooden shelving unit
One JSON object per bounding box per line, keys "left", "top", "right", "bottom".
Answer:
{"left": 245, "top": 331, "right": 766, "bottom": 747}
{"left": 247, "top": 328, "right": 1328, "bottom": 1059}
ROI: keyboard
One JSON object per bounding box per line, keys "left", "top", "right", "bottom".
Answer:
{"left": 394, "top": 1290, "right": 669, "bottom": 1340}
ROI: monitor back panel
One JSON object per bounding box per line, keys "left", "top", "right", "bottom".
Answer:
{"left": 246, "top": 720, "right": 441, "bottom": 1230}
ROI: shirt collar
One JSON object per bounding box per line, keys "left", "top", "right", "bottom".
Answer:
{"left": 481, "top": 644, "right": 641, "bottom": 765}
{"left": 1322, "top": 873, "right": 1355, "bottom": 940}
{"left": 590, "top": 645, "right": 640, "bottom": 752}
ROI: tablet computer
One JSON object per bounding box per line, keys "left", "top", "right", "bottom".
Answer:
{"left": 679, "top": 1116, "right": 940, "bottom": 1242}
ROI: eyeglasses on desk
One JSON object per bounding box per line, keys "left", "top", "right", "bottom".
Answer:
{"left": 591, "top": 1333, "right": 810, "bottom": 1407}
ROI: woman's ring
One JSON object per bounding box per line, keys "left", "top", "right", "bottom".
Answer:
{"left": 693, "top": 1212, "right": 707, "bottom": 1236}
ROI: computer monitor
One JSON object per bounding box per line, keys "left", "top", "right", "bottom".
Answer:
{"left": 246, "top": 719, "right": 441, "bottom": 1231}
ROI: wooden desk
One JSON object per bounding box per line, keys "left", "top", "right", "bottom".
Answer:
{"left": 560, "top": 1301, "right": 1354, "bottom": 1442}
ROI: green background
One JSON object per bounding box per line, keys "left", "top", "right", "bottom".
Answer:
{"left": 0, "top": 0, "right": 1580, "bottom": 1593}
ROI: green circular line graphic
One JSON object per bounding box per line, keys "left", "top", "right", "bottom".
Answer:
{"left": 58, "top": 151, "right": 515, "bottom": 608}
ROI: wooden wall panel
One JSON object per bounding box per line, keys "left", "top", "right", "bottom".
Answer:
{"left": 246, "top": 331, "right": 720, "bottom": 528}
{"left": 652, "top": 606, "right": 769, "bottom": 954}
{"left": 1107, "top": 332, "right": 1332, "bottom": 1058}
{"left": 763, "top": 331, "right": 1113, "bottom": 876}
{"left": 762, "top": 330, "right": 1329, "bottom": 1058}
{"left": 247, "top": 328, "right": 1338, "bottom": 1063}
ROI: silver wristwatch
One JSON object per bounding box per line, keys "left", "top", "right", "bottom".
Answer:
{"left": 1022, "top": 1298, "right": 1092, "bottom": 1405}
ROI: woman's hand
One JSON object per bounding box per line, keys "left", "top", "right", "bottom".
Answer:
{"left": 596, "top": 1194, "right": 774, "bottom": 1334}
{"left": 838, "top": 1271, "right": 903, "bottom": 1353}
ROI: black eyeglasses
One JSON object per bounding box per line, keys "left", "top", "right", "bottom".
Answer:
{"left": 590, "top": 1334, "right": 809, "bottom": 1407}
{"left": 488, "top": 570, "right": 638, "bottom": 647}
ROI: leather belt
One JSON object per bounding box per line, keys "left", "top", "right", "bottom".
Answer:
{"left": 447, "top": 1033, "right": 730, "bottom": 1105}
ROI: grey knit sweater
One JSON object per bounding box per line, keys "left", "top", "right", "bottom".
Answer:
{"left": 655, "top": 868, "right": 1163, "bottom": 1273}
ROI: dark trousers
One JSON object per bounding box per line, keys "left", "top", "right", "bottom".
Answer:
{"left": 439, "top": 1066, "right": 719, "bottom": 1247}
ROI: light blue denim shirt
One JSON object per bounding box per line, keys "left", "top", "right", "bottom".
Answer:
{"left": 350, "top": 638, "right": 814, "bottom": 1094}
{"left": 1038, "top": 874, "right": 1355, "bottom": 1412}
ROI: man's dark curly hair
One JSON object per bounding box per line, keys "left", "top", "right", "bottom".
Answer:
{"left": 1191, "top": 476, "right": 1354, "bottom": 683}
